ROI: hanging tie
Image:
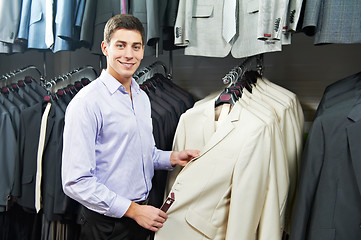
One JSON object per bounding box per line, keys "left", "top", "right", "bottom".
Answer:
{"left": 45, "top": 0, "right": 54, "bottom": 48}
{"left": 35, "top": 102, "right": 52, "bottom": 213}
{"left": 222, "top": 0, "right": 237, "bottom": 42}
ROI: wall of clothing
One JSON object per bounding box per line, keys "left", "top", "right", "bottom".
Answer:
{"left": 156, "top": 58, "right": 305, "bottom": 239}
{"left": 0, "top": 0, "right": 360, "bottom": 240}
{"left": 0, "top": 66, "right": 98, "bottom": 240}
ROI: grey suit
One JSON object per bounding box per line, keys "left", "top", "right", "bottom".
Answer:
{"left": 290, "top": 73, "right": 361, "bottom": 240}
{"left": 91, "top": 0, "right": 121, "bottom": 55}
{"left": 0, "top": 103, "right": 17, "bottom": 212}
{"left": 302, "top": 0, "right": 361, "bottom": 44}
{"left": 0, "top": 0, "right": 22, "bottom": 53}
{"left": 80, "top": 0, "right": 97, "bottom": 48}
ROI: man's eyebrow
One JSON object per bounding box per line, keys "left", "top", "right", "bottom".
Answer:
{"left": 115, "top": 40, "right": 142, "bottom": 45}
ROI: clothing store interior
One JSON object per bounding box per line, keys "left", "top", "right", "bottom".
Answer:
{"left": 1, "top": 1, "right": 361, "bottom": 240}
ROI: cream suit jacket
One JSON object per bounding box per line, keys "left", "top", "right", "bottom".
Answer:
{"left": 174, "top": 0, "right": 283, "bottom": 58}
{"left": 242, "top": 85, "right": 303, "bottom": 232}
{"left": 156, "top": 100, "right": 289, "bottom": 240}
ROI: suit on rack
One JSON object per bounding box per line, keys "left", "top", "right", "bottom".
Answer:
{"left": 174, "top": 0, "right": 282, "bottom": 58}
{"left": 0, "top": 0, "right": 22, "bottom": 44}
{"left": 15, "top": 98, "right": 80, "bottom": 220}
{"left": 156, "top": 100, "right": 289, "bottom": 240}
{"left": 80, "top": 0, "right": 97, "bottom": 47}
{"left": 26, "top": 0, "right": 47, "bottom": 49}
{"left": 316, "top": 72, "right": 361, "bottom": 117}
{"left": 0, "top": 0, "right": 22, "bottom": 53}
{"left": 91, "top": 0, "right": 120, "bottom": 54}
{"left": 0, "top": 104, "right": 17, "bottom": 212}
{"left": 15, "top": 100, "right": 44, "bottom": 211}
{"left": 289, "top": 80, "right": 361, "bottom": 239}
{"left": 302, "top": 0, "right": 361, "bottom": 44}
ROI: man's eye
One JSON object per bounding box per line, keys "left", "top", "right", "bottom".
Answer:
{"left": 117, "top": 44, "right": 124, "bottom": 48}
{"left": 133, "top": 46, "right": 140, "bottom": 50}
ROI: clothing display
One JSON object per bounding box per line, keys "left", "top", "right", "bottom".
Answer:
{"left": 155, "top": 61, "right": 304, "bottom": 239}
{"left": 0, "top": 1, "right": 359, "bottom": 240}
{"left": 0, "top": 66, "right": 97, "bottom": 240}
{"left": 289, "top": 71, "right": 361, "bottom": 240}
{"left": 173, "top": 0, "right": 303, "bottom": 58}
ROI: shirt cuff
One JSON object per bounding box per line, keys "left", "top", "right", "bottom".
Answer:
{"left": 104, "top": 195, "right": 132, "bottom": 218}
{"left": 155, "top": 149, "right": 174, "bottom": 171}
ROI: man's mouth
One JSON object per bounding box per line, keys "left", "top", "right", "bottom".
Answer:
{"left": 121, "top": 62, "right": 135, "bottom": 68}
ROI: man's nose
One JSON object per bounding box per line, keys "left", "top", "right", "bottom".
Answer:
{"left": 124, "top": 46, "right": 133, "bottom": 58}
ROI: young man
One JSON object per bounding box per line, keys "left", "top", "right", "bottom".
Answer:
{"left": 61, "top": 14, "right": 199, "bottom": 240}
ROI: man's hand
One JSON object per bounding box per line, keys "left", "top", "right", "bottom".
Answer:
{"left": 170, "top": 150, "right": 200, "bottom": 167}
{"left": 124, "top": 202, "right": 168, "bottom": 232}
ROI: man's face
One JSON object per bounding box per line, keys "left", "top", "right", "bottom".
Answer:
{"left": 101, "top": 28, "right": 144, "bottom": 82}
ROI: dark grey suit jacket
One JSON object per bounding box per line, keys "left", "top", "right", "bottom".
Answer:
{"left": 0, "top": 103, "right": 17, "bottom": 212}
{"left": 80, "top": 0, "right": 97, "bottom": 48}
{"left": 15, "top": 100, "right": 79, "bottom": 221}
{"left": 90, "top": 0, "right": 120, "bottom": 55}
{"left": 290, "top": 74, "right": 361, "bottom": 240}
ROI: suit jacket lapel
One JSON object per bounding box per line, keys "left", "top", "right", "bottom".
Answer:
{"left": 346, "top": 99, "right": 361, "bottom": 196}
{"left": 202, "top": 101, "right": 216, "bottom": 145}
{"left": 199, "top": 102, "right": 241, "bottom": 157}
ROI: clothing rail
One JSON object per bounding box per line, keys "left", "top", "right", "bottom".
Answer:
{"left": 222, "top": 54, "right": 264, "bottom": 85}
{"left": 0, "top": 65, "right": 43, "bottom": 87}
{"left": 134, "top": 61, "right": 169, "bottom": 85}
{"left": 44, "top": 65, "right": 97, "bottom": 93}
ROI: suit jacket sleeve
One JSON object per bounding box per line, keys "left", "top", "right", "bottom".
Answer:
{"left": 257, "top": 0, "right": 286, "bottom": 41}
{"left": 0, "top": 0, "right": 22, "bottom": 44}
{"left": 226, "top": 122, "right": 288, "bottom": 240}
{"left": 174, "top": 0, "right": 192, "bottom": 46}
{"left": 0, "top": 111, "right": 17, "bottom": 209}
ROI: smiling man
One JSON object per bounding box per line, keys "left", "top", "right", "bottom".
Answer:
{"left": 61, "top": 14, "right": 199, "bottom": 240}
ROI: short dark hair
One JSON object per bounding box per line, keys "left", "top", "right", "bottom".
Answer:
{"left": 103, "top": 14, "right": 145, "bottom": 45}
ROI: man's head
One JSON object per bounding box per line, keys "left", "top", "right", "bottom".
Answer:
{"left": 103, "top": 14, "right": 145, "bottom": 46}
{"left": 101, "top": 14, "right": 145, "bottom": 83}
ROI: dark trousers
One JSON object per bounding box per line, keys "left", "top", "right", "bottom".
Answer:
{"left": 79, "top": 206, "right": 150, "bottom": 240}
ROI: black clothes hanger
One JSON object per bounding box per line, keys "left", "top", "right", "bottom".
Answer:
{"left": 215, "top": 88, "right": 239, "bottom": 107}
{"left": 215, "top": 54, "right": 264, "bottom": 107}
{"left": 135, "top": 61, "right": 169, "bottom": 85}
{"left": 0, "top": 65, "right": 43, "bottom": 88}
{"left": 44, "top": 66, "right": 97, "bottom": 94}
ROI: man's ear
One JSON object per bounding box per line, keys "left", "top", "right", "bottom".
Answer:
{"left": 101, "top": 41, "right": 108, "bottom": 56}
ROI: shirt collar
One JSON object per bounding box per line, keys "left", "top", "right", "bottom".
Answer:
{"left": 100, "top": 70, "right": 141, "bottom": 95}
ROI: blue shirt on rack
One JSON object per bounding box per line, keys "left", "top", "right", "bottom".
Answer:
{"left": 62, "top": 70, "right": 173, "bottom": 218}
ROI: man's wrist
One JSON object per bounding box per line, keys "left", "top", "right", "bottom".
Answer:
{"left": 124, "top": 202, "right": 139, "bottom": 219}
{"left": 170, "top": 151, "right": 179, "bottom": 166}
